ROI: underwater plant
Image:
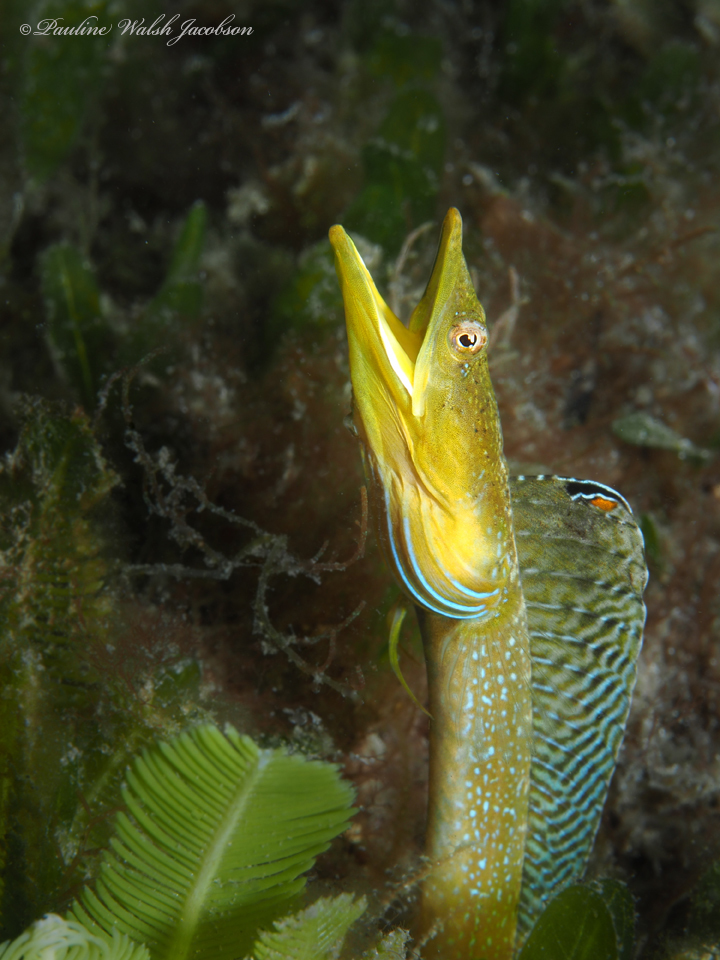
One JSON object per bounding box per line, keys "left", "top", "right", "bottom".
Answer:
{"left": 40, "top": 200, "right": 208, "bottom": 407}
{"left": 0, "top": 396, "right": 221, "bottom": 928}
{"left": 72, "top": 724, "right": 356, "bottom": 959}
{"left": 0, "top": 723, "right": 364, "bottom": 960}
{"left": 330, "top": 209, "right": 648, "bottom": 959}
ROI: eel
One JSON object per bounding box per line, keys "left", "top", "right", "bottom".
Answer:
{"left": 329, "top": 209, "right": 647, "bottom": 960}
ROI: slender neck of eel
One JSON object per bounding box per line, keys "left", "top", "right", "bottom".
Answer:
{"left": 418, "top": 589, "right": 531, "bottom": 960}
{"left": 412, "top": 436, "right": 532, "bottom": 960}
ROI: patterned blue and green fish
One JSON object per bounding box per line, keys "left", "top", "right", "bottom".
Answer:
{"left": 329, "top": 209, "right": 647, "bottom": 960}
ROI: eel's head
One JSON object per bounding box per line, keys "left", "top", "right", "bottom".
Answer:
{"left": 330, "top": 209, "right": 516, "bottom": 619}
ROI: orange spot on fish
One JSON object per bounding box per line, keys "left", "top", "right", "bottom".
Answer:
{"left": 590, "top": 496, "right": 617, "bottom": 511}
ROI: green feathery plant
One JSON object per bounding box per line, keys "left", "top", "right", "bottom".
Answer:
{"left": 248, "top": 895, "right": 367, "bottom": 960}
{"left": 73, "top": 724, "right": 355, "bottom": 960}
{"left": 0, "top": 397, "right": 121, "bottom": 920}
{"left": 0, "top": 723, "right": 358, "bottom": 960}
{"left": 0, "top": 916, "right": 149, "bottom": 960}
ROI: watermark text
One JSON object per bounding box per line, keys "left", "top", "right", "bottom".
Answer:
{"left": 20, "top": 14, "right": 253, "bottom": 46}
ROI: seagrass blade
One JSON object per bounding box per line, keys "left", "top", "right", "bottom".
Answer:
{"left": 509, "top": 476, "right": 647, "bottom": 939}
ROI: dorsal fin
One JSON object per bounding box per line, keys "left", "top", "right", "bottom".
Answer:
{"left": 510, "top": 475, "right": 647, "bottom": 940}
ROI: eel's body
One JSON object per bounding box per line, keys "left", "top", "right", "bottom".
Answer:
{"left": 329, "top": 210, "right": 647, "bottom": 960}
{"left": 420, "top": 605, "right": 531, "bottom": 959}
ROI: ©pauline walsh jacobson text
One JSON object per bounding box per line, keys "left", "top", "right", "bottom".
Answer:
{"left": 27, "top": 15, "right": 253, "bottom": 46}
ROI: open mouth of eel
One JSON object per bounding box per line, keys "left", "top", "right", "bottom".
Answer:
{"left": 329, "top": 208, "right": 487, "bottom": 421}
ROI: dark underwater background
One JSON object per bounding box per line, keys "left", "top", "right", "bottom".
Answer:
{"left": 0, "top": 0, "right": 719, "bottom": 956}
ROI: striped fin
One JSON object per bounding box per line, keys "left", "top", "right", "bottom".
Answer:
{"left": 509, "top": 475, "right": 647, "bottom": 940}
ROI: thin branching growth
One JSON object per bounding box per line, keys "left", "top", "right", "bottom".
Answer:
{"left": 387, "top": 221, "right": 434, "bottom": 321}
{"left": 97, "top": 361, "right": 368, "bottom": 699}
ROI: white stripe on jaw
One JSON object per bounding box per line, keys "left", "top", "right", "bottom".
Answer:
{"left": 378, "top": 319, "right": 414, "bottom": 396}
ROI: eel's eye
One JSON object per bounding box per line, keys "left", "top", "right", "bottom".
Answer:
{"left": 449, "top": 320, "right": 487, "bottom": 356}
